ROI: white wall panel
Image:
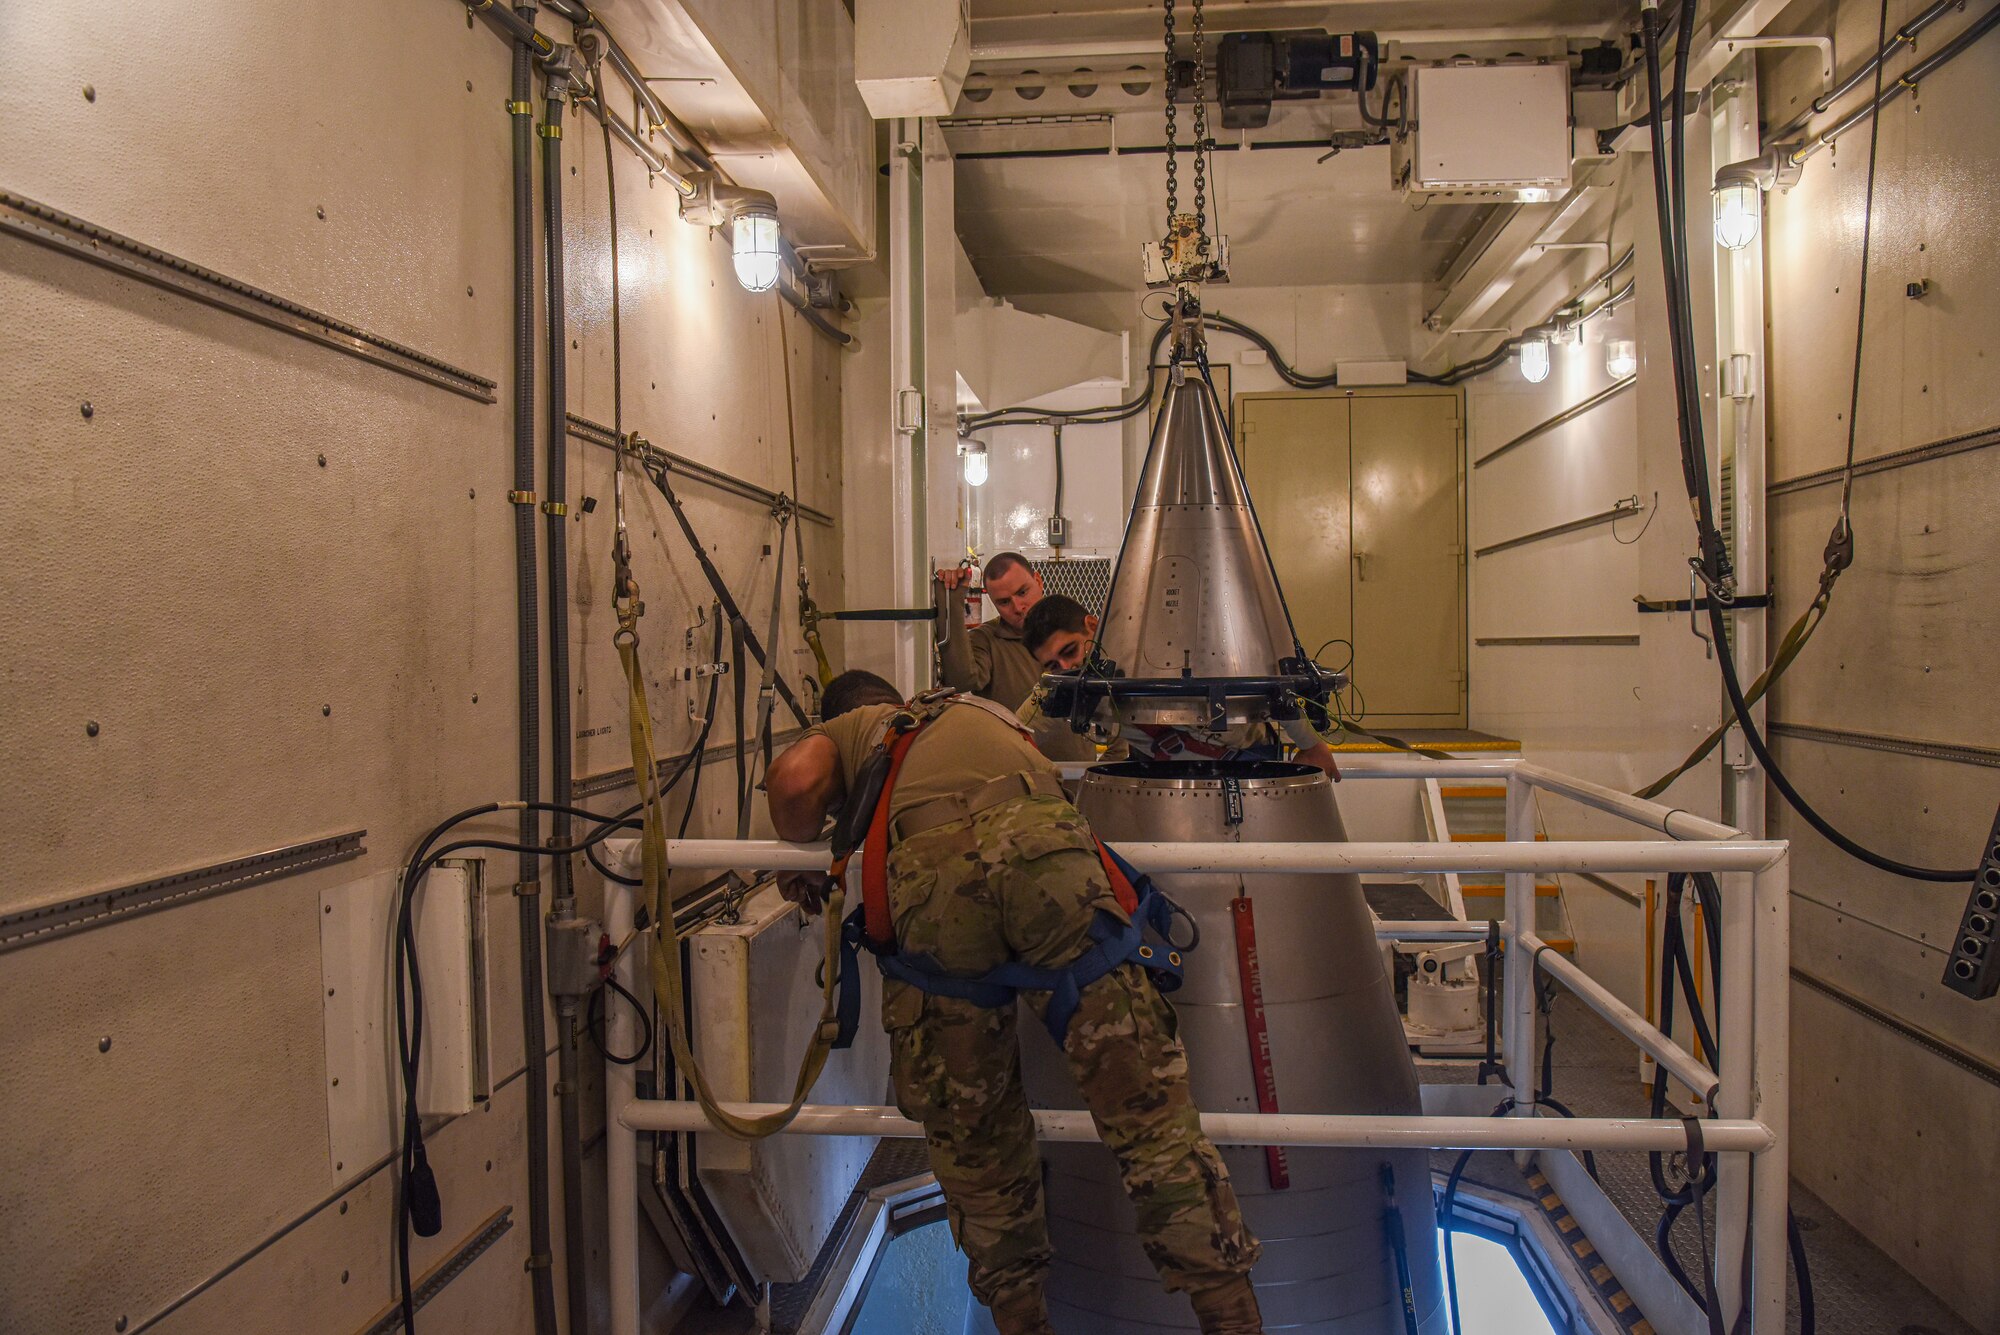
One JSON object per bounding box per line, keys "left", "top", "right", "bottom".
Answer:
{"left": 0, "top": 0, "right": 851, "bottom": 1328}
{"left": 1761, "top": 3, "right": 2000, "bottom": 1325}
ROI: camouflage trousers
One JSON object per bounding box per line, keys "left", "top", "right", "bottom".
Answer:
{"left": 880, "top": 793, "right": 1261, "bottom": 1327}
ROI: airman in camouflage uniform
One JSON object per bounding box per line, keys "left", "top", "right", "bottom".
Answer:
{"left": 765, "top": 671, "right": 1264, "bottom": 1335}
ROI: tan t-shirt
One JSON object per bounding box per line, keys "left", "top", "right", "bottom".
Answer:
{"left": 802, "top": 700, "right": 1059, "bottom": 827}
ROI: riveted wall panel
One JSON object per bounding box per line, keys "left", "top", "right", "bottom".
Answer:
{"left": 0, "top": 0, "right": 851, "bottom": 1329}
{"left": 1763, "top": 2, "right": 2000, "bottom": 1326}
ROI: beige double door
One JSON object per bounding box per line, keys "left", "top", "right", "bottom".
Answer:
{"left": 1238, "top": 390, "right": 1467, "bottom": 728}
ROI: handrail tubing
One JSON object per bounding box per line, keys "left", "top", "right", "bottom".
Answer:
{"left": 1521, "top": 930, "right": 1721, "bottom": 1104}
{"left": 607, "top": 836, "right": 1787, "bottom": 876}
{"left": 617, "top": 1099, "right": 1775, "bottom": 1154}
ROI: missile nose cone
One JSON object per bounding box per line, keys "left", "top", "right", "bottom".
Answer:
{"left": 1098, "top": 372, "right": 1300, "bottom": 684}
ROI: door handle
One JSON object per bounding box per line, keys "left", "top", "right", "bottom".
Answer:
{"left": 1352, "top": 550, "right": 1368, "bottom": 581}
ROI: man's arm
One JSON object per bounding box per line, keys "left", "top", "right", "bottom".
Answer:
{"left": 936, "top": 578, "right": 994, "bottom": 693}
{"left": 1278, "top": 718, "right": 1342, "bottom": 780}
{"left": 764, "top": 734, "right": 846, "bottom": 842}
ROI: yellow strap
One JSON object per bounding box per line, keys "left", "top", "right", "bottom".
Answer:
{"left": 803, "top": 624, "right": 834, "bottom": 688}
{"left": 1632, "top": 589, "right": 1831, "bottom": 800}
{"left": 616, "top": 610, "right": 846, "bottom": 1140}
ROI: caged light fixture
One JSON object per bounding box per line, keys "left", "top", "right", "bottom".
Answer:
{"left": 680, "top": 172, "right": 785, "bottom": 293}
{"left": 959, "top": 437, "right": 989, "bottom": 487}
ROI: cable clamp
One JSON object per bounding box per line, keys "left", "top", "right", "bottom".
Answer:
{"left": 505, "top": 99, "right": 533, "bottom": 117}
{"left": 512, "top": 879, "right": 543, "bottom": 897}
{"left": 539, "top": 122, "right": 563, "bottom": 140}
{"left": 541, "top": 500, "right": 568, "bottom": 517}
{"left": 508, "top": 489, "right": 538, "bottom": 506}
{"left": 523, "top": 1251, "right": 554, "bottom": 1271}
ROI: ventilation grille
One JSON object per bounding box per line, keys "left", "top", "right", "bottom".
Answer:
{"left": 1030, "top": 557, "right": 1114, "bottom": 612}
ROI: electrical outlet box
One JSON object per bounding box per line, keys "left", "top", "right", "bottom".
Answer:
{"left": 1048, "top": 515, "right": 1071, "bottom": 548}
{"left": 1392, "top": 62, "right": 1572, "bottom": 200}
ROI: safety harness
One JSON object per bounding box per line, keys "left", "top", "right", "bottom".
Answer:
{"left": 828, "top": 691, "right": 1194, "bottom": 1049}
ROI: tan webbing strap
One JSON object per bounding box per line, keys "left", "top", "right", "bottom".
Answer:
{"left": 1634, "top": 588, "right": 1831, "bottom": 800}
{"left": 616, "top": 605, "right": 845, "bottom": 1140}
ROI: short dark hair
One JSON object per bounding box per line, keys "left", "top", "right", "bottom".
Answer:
{"left": 982, "top": 551, "right": 1032, "bottom": 583}
{"left": 1022, "top": 595, "right": 1090, "bottom": 654}
{"left": 820, "top": 669, "right": 901, "bottom": 720}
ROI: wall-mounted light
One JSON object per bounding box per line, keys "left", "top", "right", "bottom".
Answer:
{"left": 1605, "top": 338, "right": 1638, "bottom": 379}
{"left": 1519, "top": 330, "right": 1551, "bottom": 384}
{"left": 730, "top": 199, "right": 781, "bottom": 293}
{"left": 959, "top": 437, "right": 989, "bottom": 487}
{"left": 1712, "top": 147, "right": 1803, "bottom": 252}
{"left": 681, "top": 173, "right": 784, "bottom": 293}
{"left": 1713, "top": 166, "right": 1761, "bottom": 252}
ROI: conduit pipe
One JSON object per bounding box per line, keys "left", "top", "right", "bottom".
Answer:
{"left": 618, "top": 1101, "right": 1776, "bottom": 1154}
{"left": 509, "top": 13, "right": 560, "bottom": 1331}
{"left": 538, "top": 69, "right": 590, "bottom": 1335}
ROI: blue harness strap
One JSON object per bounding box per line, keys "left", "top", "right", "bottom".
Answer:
{"left": 832, "top": 861, "right": 1189, "bottom": 1050}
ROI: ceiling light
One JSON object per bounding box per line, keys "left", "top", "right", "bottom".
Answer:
{"left": 959, "top": 437, "right": 989, "bottom": 488}
{"left": 1519, "top": 332, "right": 1551, "bottom": 384}
{"left": 1605, "top": 338, "right": 1637, "bottom": 379}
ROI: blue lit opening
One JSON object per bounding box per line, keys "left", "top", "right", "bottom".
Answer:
{"left": 1444, "top": 1229, "right": 1561, "bottom": 1334}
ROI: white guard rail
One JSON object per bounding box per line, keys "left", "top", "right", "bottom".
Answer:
{"left": 602, "top": 758, "right": 1790, "bottom": 1335}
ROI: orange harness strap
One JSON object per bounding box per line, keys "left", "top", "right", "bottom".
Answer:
{"left": 859, "top": 723, "right": 927, "bottom": 945}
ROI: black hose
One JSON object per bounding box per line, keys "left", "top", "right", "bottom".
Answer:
{"left": 1051, "top": 423, "right": 1066, "bottom": 548}
{"left": 1640, "top": 2, "right": 1979, "bottom": 882}
{"left": 507, "top": 12, "right": 559, "bottom": 1335}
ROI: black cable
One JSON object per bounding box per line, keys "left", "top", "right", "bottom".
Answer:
{"left": 1639, "top": 3, "right": 1976, "bottom": 883}
{"left": 1051, "top": 423, "right": 1065, "bottom": 544}
{"left": 587, "top": 974, "right": 655, "bottom": 1065}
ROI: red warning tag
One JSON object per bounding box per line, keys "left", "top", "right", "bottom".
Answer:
{"left": 1231, "top": 896, "right": 1290, "bottom": 1189}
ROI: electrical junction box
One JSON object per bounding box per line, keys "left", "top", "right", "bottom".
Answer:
{"left": 854, "top": 0, "right": 971, "bottom": 118}
{"left": 1337, "top": 359, "right": 1408, "bottom": 386}
{"left": 1392, "top": 62, "right": 1572, "bottom": 200}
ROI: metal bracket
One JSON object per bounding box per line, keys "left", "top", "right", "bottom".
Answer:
{"left": 895, "top": 387, "right": 925, "bottom": 435}
{"left": 541, "top": 500, "right": 568, "bottom": 516}
{"left": 509, "top": 489, "right": 538, "bottom": 506}
{"left": 2, "top": 831, "right": 367, "bottom": 954}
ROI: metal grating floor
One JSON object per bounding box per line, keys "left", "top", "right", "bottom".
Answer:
{"left": 1425, "top": 994, "right": 1979, "bottom": 1335}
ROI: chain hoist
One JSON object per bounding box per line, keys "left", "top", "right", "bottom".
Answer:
{"left": 1149, "top": 0, "right": 1226, "bottom": 290}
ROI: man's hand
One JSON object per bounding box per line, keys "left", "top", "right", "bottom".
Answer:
{"left": 936, "top": 566, "right": 975, "bottom": 593}
{"left": 778, "top": 871, "right": 832, "bottom": 916}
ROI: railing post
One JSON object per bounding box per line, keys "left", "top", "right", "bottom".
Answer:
{"left": 1504, "top": 773, "right": 1538, "bottom": 1156}
{"left": 1716, "top": 868, "right": 1757, "bottom": 1325}
{"left": 1749, "top": 852, "right": 1792, "bottom": 1330}
{"left": 606, "top": 881, "right": 641, "bottom": 1335}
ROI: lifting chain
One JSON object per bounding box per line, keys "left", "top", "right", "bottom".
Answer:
{"left": 1189, "top": 0, "right": 1207, "bottom": 247}
{"left": 1159, "top": 0, "right": 1212, "bottom": 287}
{"left": 1161, "top": 0, "right": 1177, "bottom": 239}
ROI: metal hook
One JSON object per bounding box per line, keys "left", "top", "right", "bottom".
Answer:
{"left": 1689, "top": 567, "right": 1713, "bottom": 660}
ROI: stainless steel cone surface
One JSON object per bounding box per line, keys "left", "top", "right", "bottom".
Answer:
{"left": 1018, "top": 760, "right": 1449, "bottom": 1334}
{"left": 1096, "top": 373, "right": 1299, "bottom": 682}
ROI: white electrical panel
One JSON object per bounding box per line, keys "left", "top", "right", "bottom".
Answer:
{"left": 320, "top": 862, "right": 491, "bottom": 1180}
{"left": 1393, "top": 63, "right": 1572, "bottom": 200}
